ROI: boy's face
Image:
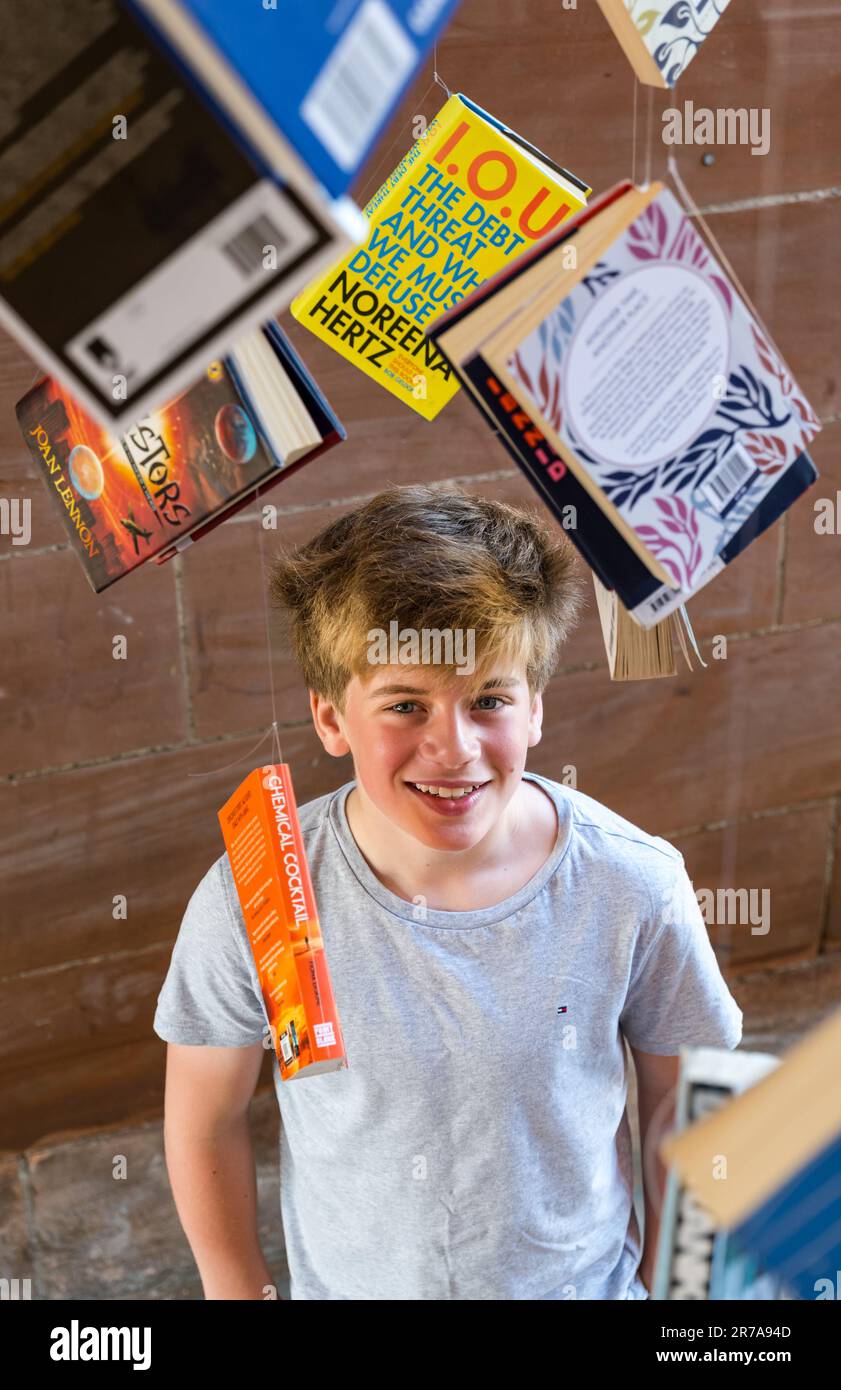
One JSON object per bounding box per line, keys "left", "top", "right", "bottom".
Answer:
{"left": 310, "top": 660, "right": 544, "bottom": 852}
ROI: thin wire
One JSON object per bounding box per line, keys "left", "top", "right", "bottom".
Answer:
{"left": 355, "top": 78, "right": 438, "bottom": 207}
{"left": 432, "top": 39, "right": 451, "bottom": 97}
{"left": 186, "top": 722, "right": 278, "bottom": 779}
{"left": 257, "top": 500, "right": 284, "bottom": 766}
{"left": 631, "top": 77, "right": 638, "bottom": 187}
{"left": 642, "top": 84, "right": 654, "bottom": 189}
{"left": 666, "top": 153, "right": 798, "bottom": 385}
{"left": 355, "top": 40, "right": 451, "bottom": 210}
{"left": 187, "top": 495, "right": 285, "bottom": 777}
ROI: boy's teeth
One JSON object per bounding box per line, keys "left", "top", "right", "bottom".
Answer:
{"left": 413, "top": 783, "right": 479, "bottom": 798}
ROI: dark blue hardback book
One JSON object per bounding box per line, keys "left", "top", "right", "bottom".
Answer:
{"left": 130, "top": 0, "right": 464, "bottom": 199}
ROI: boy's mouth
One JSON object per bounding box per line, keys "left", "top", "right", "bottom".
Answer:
{"left": 404, "top": 780, "right": 489, "bottom": 815}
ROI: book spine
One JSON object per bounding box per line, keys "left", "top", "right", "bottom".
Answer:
{"left": 461, "top": 356, "right": 662, "bottom": 611}
{"left": 152, "top": 431, "right": 341, "bottom": 563}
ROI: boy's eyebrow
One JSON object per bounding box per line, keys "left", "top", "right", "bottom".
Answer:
{"left": 367, "top": 677, "right": 521, "bottom": 699}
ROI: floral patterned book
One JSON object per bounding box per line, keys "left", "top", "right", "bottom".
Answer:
{"left": 489, "top": 185, "right": 821, "bottom": 627}
{"left": 596, "top": 0, "right": 735, "bottom": 88}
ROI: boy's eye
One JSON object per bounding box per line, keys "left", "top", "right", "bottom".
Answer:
{"left": 385, "top": 696, "right": 507, "bottom": 714}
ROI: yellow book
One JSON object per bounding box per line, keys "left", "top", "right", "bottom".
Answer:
{"left": 289, "top": 94, "right": 590, "bottom": 421}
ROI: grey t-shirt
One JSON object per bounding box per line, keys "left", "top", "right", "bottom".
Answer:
{"left": 153, "top": 771, "right": 743, "bottom": 1300}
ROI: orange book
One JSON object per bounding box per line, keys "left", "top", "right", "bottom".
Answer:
{"left": 218, "top": 763, "right": 347, "bottom": 1080}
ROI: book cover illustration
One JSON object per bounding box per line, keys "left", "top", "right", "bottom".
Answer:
{"left": 598, "top": 0, "right": 734, "bottom": 87}
{"left": 16, "top": 326, "right": 336, "bottom": 592}
{"left": 291, "top": 93, "right": 589, "bottom": 420}
{"left": 218, "top": 764, "right": 347, "bottom": 1082}
{"left": 503, "top": 188, "right": 821, "bottom": 622}
{"left": 631, "top": 0, "right": 733, "bottom": 84}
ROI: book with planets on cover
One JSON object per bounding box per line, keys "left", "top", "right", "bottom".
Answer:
{"left": 15, "top": 322, "right": 345, "bottom": 593}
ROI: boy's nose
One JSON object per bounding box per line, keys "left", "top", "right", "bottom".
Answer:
{"left": 418, "top": 711, "right": 481, "bottom": 766}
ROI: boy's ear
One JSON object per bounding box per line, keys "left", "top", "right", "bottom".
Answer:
{"left": 310, "top": 689, "right": 351, "bottom": 757}
{"left": 527, "top": 688, "right": 544, "bottom": 749}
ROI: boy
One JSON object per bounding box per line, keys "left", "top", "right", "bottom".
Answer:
{"left": 154, "top": 485, "right": 743, "bottom": 1301}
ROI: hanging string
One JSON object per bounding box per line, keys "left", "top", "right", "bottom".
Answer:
{"left": 356, "top": 39, "right": 453, "bottom": 213}
{"left": 631, "top": 78, "right": 638, "bottom": 187}
{"left": 186, "top": 499, "right": 283, "bottom": 779}
{"left": 641, "top": 83, "right": 655, "bottom": 189}
{"left": 666, "top": 152, "right": 796, "bottom": 389}
{"left": 625, "top": 77, "right": 754, "bottom": 987}
{"left": 357, "top": 78, "right": 439, "bottom": 204}
{"left": 186, "top": 722, "right": 279, "bottom": 779}
{"left": 257, "top": 496, "right": 284, "bottom": 766}
{"left": 432, "top": 39, "right": 451, "bottom": 97}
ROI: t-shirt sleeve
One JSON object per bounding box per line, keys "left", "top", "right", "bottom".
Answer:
{"left": 619, "top": 852, "right": 743, "bottom": 1055}
{"left": 153, "top": 857, "right": 268, "bottom": 1047}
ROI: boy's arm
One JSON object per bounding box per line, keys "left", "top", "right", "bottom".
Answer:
{"left": 163, "top": 1040, "right": 279, "bottom": 1299}
{"left": 630, "top": 1047, "right": 680, "bottom": 1295}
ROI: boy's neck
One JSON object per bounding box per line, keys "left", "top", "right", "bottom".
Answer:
{"left": 344, "top": 776, "right": 559, "bottom": 913}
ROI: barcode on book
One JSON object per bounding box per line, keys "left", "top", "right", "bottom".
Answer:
{"left": 221, "top": 214, "right": 290, "bottom": 278}
{"left": 314, "top": 1020, "right": 336, "bottom": 1048}
{"left": 648, "top": 587, "right": 681, "bottom": 614}
{"left": 698, "top": 447, "right": 760, "bottom": 517}
{"left": 301, "top": 0, "right": 417, "bottom": 172}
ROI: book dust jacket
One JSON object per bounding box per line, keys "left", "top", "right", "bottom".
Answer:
{"left": 291, "top": 94, "right": 589, "bottom": 420}
{"left": 17, "top": 365, "right": 281, "bottom": 592}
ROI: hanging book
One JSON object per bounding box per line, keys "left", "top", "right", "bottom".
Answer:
{"left": 290, "top": 93, "right": 589, "bottom": 420}
{"left": 130, "top": 0, "right": 464, "bottom": 200}
{"left": 595, "top": 0, "right": 735, "bottom": 88}
{"left": 0, "top": 0, "right": 365, "bottom": 431}
{"left": 16, "top": 323, "right": 345, "bottom": 593}
{"left": 430, "top": 181, "right": 821, "bottom": 633}
{"left": 652, "top": 1046, "right": 791, "bottom": 1300}
{"left": 660, "top": 1009, "right": 841, "bottom": 1302}
{"left": 218, "top": 763, "right": 347, "bottom": 1082}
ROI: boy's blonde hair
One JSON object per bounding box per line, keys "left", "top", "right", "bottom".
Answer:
{"left": 269, "top": 485, "right": 586, "bottom": 707}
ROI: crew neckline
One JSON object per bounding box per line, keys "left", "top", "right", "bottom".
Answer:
{"left": 327, "top": 771, "right": 573, "bottom": 929}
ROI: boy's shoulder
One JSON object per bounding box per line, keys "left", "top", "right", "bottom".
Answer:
{"left": 297, "top": 780, "right": 350, "bottom": 836}
{"left": 533, "top": 774, "right": 684, "bottom": 880}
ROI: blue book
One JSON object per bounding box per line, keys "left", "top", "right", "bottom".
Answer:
{"left": 660, "top": 1009, "right": 841, "bottom": 1302}
{"left": 0, "top": 0, "right": 365, "bottom": 430}
{"left": 131, "top": 0, "right": 464, "bottom": 199}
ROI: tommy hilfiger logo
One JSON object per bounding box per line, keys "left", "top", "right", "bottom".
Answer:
{"left": 557, "top": 1005, "right": 568, "bottom": 1015}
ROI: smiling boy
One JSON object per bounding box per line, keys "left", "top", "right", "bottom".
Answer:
{"left": 153, "top": 484, "right": 743, "bottom": 1301}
